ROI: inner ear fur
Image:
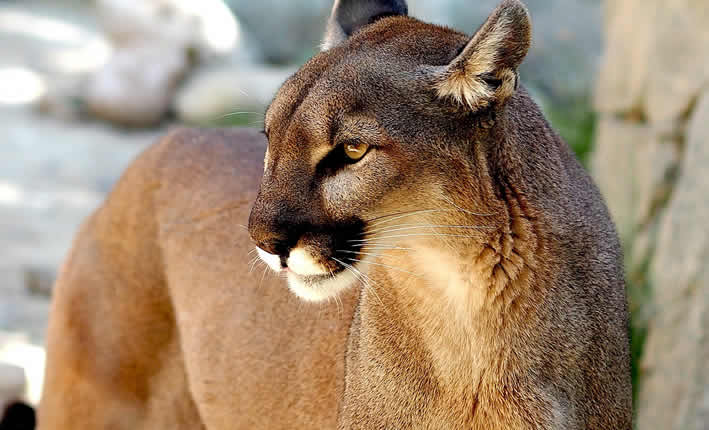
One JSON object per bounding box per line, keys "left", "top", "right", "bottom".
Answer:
{"left": 434, "top": 0, "right": 531, "bottom": 110}
{"left": 322, "top": 0, "right": 408, "bottom": 50}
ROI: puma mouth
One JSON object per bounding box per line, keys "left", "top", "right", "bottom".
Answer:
{"left": 255, "top": 246, "right": 364, "bottom": 302}
{"left": 285, "top": 267, "right": 360, "bottom": 302}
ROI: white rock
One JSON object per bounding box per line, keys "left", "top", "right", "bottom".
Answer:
{"left": 174, "top": 65, "right": 294, "bottom": 124}
{"left": 95, "top": 0, "right": 244, "bottom": 59}
{"left": 0, "top": 363, "right": 26, "bottom": 406}
{"left": 85, "top": 42, "right": 187, "bottom": 127}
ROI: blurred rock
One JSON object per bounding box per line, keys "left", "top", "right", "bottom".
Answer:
{"left": 637, "top": 90, "right": 709, "bottom": 430}
{"left": 174, "top": 65, "right": 293, "bottom": 124}
{"left": 594, "top": 0, "right": 653, "bottom": 115}
{"left": 594, "top": 117, "right": 679, "bottom": 238}
{"left": 36, "top": 76, "right": 85, "bottom": 122}
{"left": 592, "top": 1, "right": 709, "bottom": 428}
{"left": 596, "top": 0, "right": 709, "bottom": 123}
{"left": 23, "top": 266, "right": 55, "bottom": 298}
{"left": 96, "top": 0, "right": 245, "bottom": 60}
{"left": 226, "top": 0, "right": 331, "bottom": 64}
{"left": 643, "top": 1, "right": 709, "bottom": 124}
{"left": 591, "top": 117, "right": 645, "bottom": 241}
{"left": 85, "top": 43, "right": 187, "bottom": 127}
{"left": 0, "top": 363, "right": 26, "bottom": 407}
{"left": 0, "top": 110, "right": 161, "bottom": 343}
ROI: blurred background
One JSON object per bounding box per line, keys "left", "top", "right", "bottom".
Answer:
{"left": 0, "top": 0, "right": 706, "bottom": 428}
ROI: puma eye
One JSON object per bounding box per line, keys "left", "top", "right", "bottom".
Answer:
{"left": 343, "top": 141, "right": 369, "bottom": 161}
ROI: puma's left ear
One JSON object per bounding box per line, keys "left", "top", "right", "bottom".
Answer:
{"left": 434, "top": 0, "right": 531, "bottom": 110}
{"left": 322, "top": 0, "right": 408, "bottom": 51}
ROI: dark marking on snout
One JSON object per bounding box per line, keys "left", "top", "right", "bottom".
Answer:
{"left": 249, "top": 194, "right": 366, "bottom": 269}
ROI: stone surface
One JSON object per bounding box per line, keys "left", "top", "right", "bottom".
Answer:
{"left": 591, "top": 117, "right": 645, "bottom": 242}
{"left": 596, "top": 0, "right": 709, "bottom": 122}
{"left": 593, "top": 0, "right": 709, "bottom": 427}
{"left": 24, "top": 266, "right": 56, "bottom": 298}
{"left": 644, "top": 0, "right": 709, "bottom": 124}
{"left": 174, "top": 64, "right": 294, "bottom": 123}
{"left": 0, "top": 363, "right": 26, "bottom": 407}
{"left": 0, "top": 2, "right": 111, "bottom": 111}
{"left": 637, "top": 90, "right": 709, "bottom": 430}
{"left": 0, "top": 109, "right": 162, "bottom": 343}
{"left": 591, "top": 117, "right": 678, "bottom": 245}
{"left": 85, "top": 43, "right": 187, "bottom": 127}
{"left": 594, "top": 0, "right": 654, "bottom": 115}
{"left": 96, "top": 0, "right": 244, "bottom": 59}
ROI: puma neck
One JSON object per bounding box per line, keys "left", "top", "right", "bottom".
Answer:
{"left": 344, "top": 178, "right": 554, "bottom": 427}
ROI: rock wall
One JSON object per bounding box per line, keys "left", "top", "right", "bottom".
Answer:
{"left": 592, "top": 1, "right": 709, "bottom": 428}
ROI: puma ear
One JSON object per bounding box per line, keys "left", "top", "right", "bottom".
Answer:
{"left": 434, "top": 0, "right": 531, "bottom": 110}
{"left": 322, "top": 0, "right": 408, "bottom": 51}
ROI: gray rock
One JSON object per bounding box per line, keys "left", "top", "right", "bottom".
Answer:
{"left": 0, "top": 110, "right": 161, "bottom": 342}
{"left": 638, "top": 89, "right": 709, "bottom": 430}
{"left": 174, "top": 65, "right": 294, "bottom": 124}
{"left": 226, "top": 0, "right": 331, "bottom": 64}
{"left": 644, "top": 0, "right": 709, "bottom": 124}
{"left": 0, "top": 363, "right": 26, "bottom": 407}
{"left": 85, "top": 42, "right": 188, "bottom": 127}
{"left": 23, "top": 266, "right": 55, "bottom": 298}
{"left": 96, "top": 0, "right": 245, "bottom": 59}
{"left": 596, "top": 0, "right": 709, "bottom": 122}
{"left": 593, "top": 6, "right": 709, "bottom": 426}
{"left": 591, "top": 117, "right": 649, "bottom": 241}
{"left": 594, "top": 0, "right": 654, "bottom": 115}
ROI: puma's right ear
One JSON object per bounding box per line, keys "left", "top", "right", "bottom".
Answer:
{"left": 434, "top": 0, "right": 531, "bottom": 110}
{"left": 322, "top": 0, "right": 408, "bottom": 51}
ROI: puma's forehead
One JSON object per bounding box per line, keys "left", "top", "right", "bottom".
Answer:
{"left": 264, "top": 16, "right": 468, "bottom": 133}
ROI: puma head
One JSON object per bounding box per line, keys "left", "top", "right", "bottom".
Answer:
{"left": 248, "top": 0, "right": 532, "bottom": 302}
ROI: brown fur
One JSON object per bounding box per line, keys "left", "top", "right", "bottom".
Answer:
{"left": 39, "top": 1, "right": 632, "bottom": 429}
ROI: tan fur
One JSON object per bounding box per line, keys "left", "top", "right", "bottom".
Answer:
{"left": 39, "top": 1, "right": 631, "bottom": 429}
{"left": 38, "top": 129, "right": 357, "bottom": 429}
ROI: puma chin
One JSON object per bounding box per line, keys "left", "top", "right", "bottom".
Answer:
{"left": 255, "top": 246, "right": 367, "bottom": 302}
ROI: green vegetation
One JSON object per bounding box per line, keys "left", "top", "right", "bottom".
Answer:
{"left": 545, "top": 100, "right": 596, "bottom": 166}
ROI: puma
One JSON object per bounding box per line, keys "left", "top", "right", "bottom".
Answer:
{"left": 36, "top": 0, "right": 632, "bottom": 428}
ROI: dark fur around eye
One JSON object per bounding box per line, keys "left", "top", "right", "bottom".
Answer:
{"left": 315, "top": 141, "right": 370, "bottom": 178}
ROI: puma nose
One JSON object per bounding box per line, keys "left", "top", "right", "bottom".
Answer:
{"left": 248, "top": 205, "right": 298, "bottom": 257}
{"left": 249, "top": 230, "right": 289, "bottom": 257}
{"left": 248, "top": 186, "right": 309, "bottom": 258}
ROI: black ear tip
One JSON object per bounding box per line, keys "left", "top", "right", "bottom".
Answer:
{"left": 0, "top": 401, "right": 36, "bottom": 430}
{"left": 324, "top": 0, "right": 409, "bottom": 49}
{"left": 391, "top": 0, "right": 409, "bottom": 15}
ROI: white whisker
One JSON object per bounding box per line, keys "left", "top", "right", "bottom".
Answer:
{"left": 332, "top": 257, "right": 385, "bottom": 308}
{"left": 338, "top": 250, "right": 384, "bottom": 259}
{"left": 350, "top": 232, "right": 492, "bottom": 243}
{"left": 364, "top": 223, "right": 496, "bottom": 236}
{"left": 367, "top": 208, "right": 494, "bottom": 229}
{"left": 349, "top": 258, "right": 423, "bottom": 278}
{"left": 257, "top": 266, "right": 269, "bottom": 290}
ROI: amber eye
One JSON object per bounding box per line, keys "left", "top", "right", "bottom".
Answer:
{"left": 343, "top": 141, "right": 369, "bottom": 161}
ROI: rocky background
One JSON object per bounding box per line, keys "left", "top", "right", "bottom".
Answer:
{"left": 592, "top": 0, "right": 709, "bottom": 428}
{"left": 0, "top": 0, "right": 705, "bottom": 427}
